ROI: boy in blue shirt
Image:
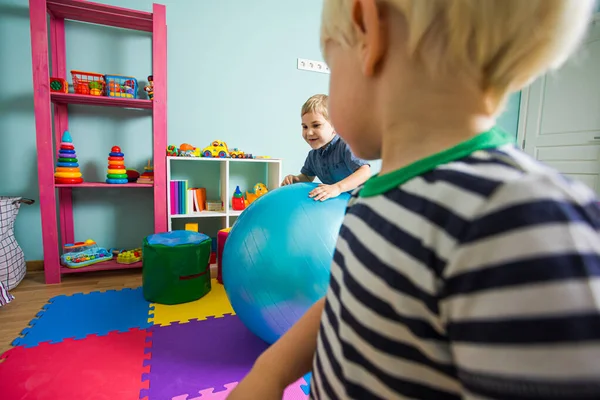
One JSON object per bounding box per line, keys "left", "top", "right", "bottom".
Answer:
{"left": 232, "top": 0, "right": 600, "bottom": 399}
{"left": 282, "top": 94, "right": 371, "bottom": 201}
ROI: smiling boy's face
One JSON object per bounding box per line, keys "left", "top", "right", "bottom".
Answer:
{"left": 302, "top": 112, "right": 336, "bottom": 150}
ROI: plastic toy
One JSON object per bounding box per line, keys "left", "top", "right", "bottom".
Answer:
{"left": 230, "top": 148, "right": 245, "bottom": 158}
{"left": 201, "top": 140, "right": 229, "bottom": 158}
{"left": 54, "top": 131, "right": 83, "bottom": 184}
{"left": 126, "top": 169, "right": 140, "bottom": 182}
{"left": 117, "top": 248, "right": 142, "bottom": 264}
{"left": 245, "top": 183, "right": 268, "bottom": 206}
{"left": 231, "top": 186, "right": 246, "bottom": 211}
{"left": 49, "top": 77, "right": 68, "bottom": 93}
{"left": 105, "top": 146, "right": 128, "bottom": 184}
{"left": 137, "top": 160, "right": 154, "bottom": 184}
{"left": 179, "top": 143, "right": 200, "bottom": 157}
{"left": 222, "top": 183, "right": 351, "bottom": 344}
{"left": 185, "top": 223, "right": 199, "bottom": 232}
{"left": 105, "top": 75, "right": 138, "bottom": 98}
{"left": 166, "top": 144, "right": 179, "bottom": 156}
{"left": 60, "top": 239, "right": 113, "bottom": 268}
{"left": 71, "top": 70, "right": 105, "bottom": 96}
{"left": 144, "top": 75, "right": 154, "bottom": 100}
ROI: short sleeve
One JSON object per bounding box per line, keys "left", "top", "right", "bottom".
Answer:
{"left": 442, "top": 175, "right": 600, "bottom": 399}
{"left": 341, "top": 141, "right": 369, "bottom": 172}
{"left": 300, "top": 153, "right": 316, "bottom": 178}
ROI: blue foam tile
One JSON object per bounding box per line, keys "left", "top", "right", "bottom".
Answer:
{"left": 12, "top": 287, "right": 151, "bottom": 348}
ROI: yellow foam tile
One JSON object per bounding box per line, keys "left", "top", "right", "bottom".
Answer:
{"left": 148, "top": 279, "right": 235, "bottom": 326}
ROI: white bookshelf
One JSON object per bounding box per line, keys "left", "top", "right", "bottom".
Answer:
{"left": 166, "top": 156, "right": 283, "bottom": 231}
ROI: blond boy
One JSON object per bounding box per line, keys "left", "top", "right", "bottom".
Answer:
{"left": 282, "top": 94, "right": 371, "bottom": 201}
{"left": 231, "top": 0, "right": 600, "bottom": 399}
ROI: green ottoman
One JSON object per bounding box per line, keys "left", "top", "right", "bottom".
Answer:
{"left": 142, "top": 230, "right": 212, "bottom": 305}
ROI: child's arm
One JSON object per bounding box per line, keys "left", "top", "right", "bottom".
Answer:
{"left": 445, "top": 177, "right": 600, "bottom": 399}
{"left": 309, "top": 164, "right": 371, "bottom": 201}
{"left": 227, "top": 297, "right": 325, "bottom": 399}
{"left": 282, "top": 155, "right": 317, "bottom": 186}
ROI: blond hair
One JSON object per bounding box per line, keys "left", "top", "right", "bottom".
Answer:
{"left": 320, "top": 0, "right": 596, "bottom": 114}
{"left": 302, "top": 94, "right": 330, "bottom": 121}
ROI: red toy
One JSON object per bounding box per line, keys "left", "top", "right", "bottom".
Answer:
{"left": 231, "top": 186, "right": 246, "bottom": 211}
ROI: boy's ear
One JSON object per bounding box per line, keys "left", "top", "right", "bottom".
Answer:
{"left": 352, "top": 0, "right": 386, "bottom": 77}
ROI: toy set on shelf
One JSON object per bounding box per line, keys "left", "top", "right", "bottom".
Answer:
{"left": 60, "top": 240, "right": 112, "bottom": 268}
{"left": 54, "top": 131, "right": 83, "bottom": 184}
{"left": 167, "top": 140, "right": 272, "bottom": 159}
{"left": 52, "top": 130, "right": 152, "bottom": 185}
{"left": 49, "top": 71, "right": 155, "bottom": 100}
{"left": 137, "top": 160, "right": 154, "bottom": 184}
{"left": 60, "top": 239, "right": 143, "bottom": 269}
{"left": 106, "top": 146, "right": 128, "bottom": 184}
{"left": 231, "top": 183, "right": 269, "bottom": 211}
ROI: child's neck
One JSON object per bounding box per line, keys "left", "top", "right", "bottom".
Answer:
{"left": 378, "top": 75, "right": 495, "bottom": 175}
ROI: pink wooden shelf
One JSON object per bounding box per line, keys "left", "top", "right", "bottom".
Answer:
{"left": 47, "top": 0, "right": 153, "bottom": 32}
{"left": 51, "top": 93, "right": 153, "bottom": 109}
{"left": 55, "top": 182, "right": 154, "bottom": 188}
{"left": 29, "top": 0, "right": 167, "bottom": 284}
{"left": 61, "top": 260, "right": 142, "bottom": 274}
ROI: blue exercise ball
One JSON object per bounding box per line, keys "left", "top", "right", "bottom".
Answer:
{"left": 222, "top": 182, "right": 351, "bottom": 344}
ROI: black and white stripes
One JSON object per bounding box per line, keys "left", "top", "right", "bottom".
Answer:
{"left": 310, "top": 145, "right": 600, "bottom": 399}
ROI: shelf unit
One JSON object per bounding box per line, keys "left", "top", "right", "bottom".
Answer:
{"left": 28, "top": 0, "right": 168, "bottom": 284}
{"left": 167, "top": 157, "right": 283, "bottom": 231}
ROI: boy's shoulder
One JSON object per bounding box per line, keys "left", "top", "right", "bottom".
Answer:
{"left": 348, "top": 144, "right": 598, "bottom": 233}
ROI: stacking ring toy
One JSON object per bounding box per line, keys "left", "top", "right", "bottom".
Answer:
{"left": 57, "top": 162, "right": 79, "bottom": 168}
{"left": 58, "top": 153, "right": 75, "bottom": 159}
{"left": 107, "top": 169, "right": 127, "bottom": 174}
{"left": 107, "top": 165, "right": 125, "bottom": 170}
{"left": 59, "top": 143, "right": 75, "bottom": 149}
{"left": 58, "top": 157, "right": 78, "bottom": 163}
{"left": 108, "top": 160, "right": 124, "bottom": 166}
{"left": 109, "top": 152, "right": 124, "bottom": 157}
{"left": 54, "top": 172, "right": 82, "bottom": 178}
{"left": 59, "top": 149, "right": 76, "bottom": 154}
{"left": 108, "top": 156, "right": 124, "bottom": 161}
{"left": 56, "top": 167, "right": 79, "bottom": 172}
{"left": 107, "top": 174, "right": 127, "bottom": 179}
{"left": 55, "top": 177, "right": 83, "bottom": 184}
{"left": 106, "top": 178, "right": 128, "bottom": 184}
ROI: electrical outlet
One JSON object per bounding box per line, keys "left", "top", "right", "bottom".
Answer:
{"left": 297, "top": 58, "right": 330, "bottom": 74}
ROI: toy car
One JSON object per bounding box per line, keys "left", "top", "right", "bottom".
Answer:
{"left": 202, "top": 140, "right": 229, "bottom": 158}
{"left": 230, "top": 148, "right": 245, "bottom": 158}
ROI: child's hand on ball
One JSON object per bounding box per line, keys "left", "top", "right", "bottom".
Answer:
{"left": 281, "top": 175, "right": 300, "bottom": 186}
{"left": 309, "top": 183, "right": 341, "bottom": 201}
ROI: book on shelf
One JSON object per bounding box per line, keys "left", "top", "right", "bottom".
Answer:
{"left": 169, "top": 180, "right": 208, "bottom": 215}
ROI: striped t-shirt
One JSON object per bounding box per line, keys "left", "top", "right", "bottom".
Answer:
{"left": 310, "top": 128, "right": 600, "bottom": 399}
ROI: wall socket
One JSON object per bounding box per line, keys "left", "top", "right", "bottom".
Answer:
{"left": 297, "top": 58, "right": 330, "bottom": 74}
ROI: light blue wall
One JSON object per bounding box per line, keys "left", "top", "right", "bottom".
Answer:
{"left": 0, "top": 0, "right": 521, "bottom": 260}
{"left": 0, "top": 0, "right": 330, "bottom": 260}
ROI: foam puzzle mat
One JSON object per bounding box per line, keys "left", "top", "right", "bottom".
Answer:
{"left": 0, "top": 279, "right": 311, "bottom": 399}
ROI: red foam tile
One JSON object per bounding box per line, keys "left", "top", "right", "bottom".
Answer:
{"left": 0, "top": 328, "right": 150, "bottom": 400}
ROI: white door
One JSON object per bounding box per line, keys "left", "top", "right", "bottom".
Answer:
{"left": 518, "top": 15, "right": 600, "bottom": 194}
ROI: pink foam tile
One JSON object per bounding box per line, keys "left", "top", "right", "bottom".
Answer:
{"left": 170, "top": 378, "right": 308, "bottom": 399}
